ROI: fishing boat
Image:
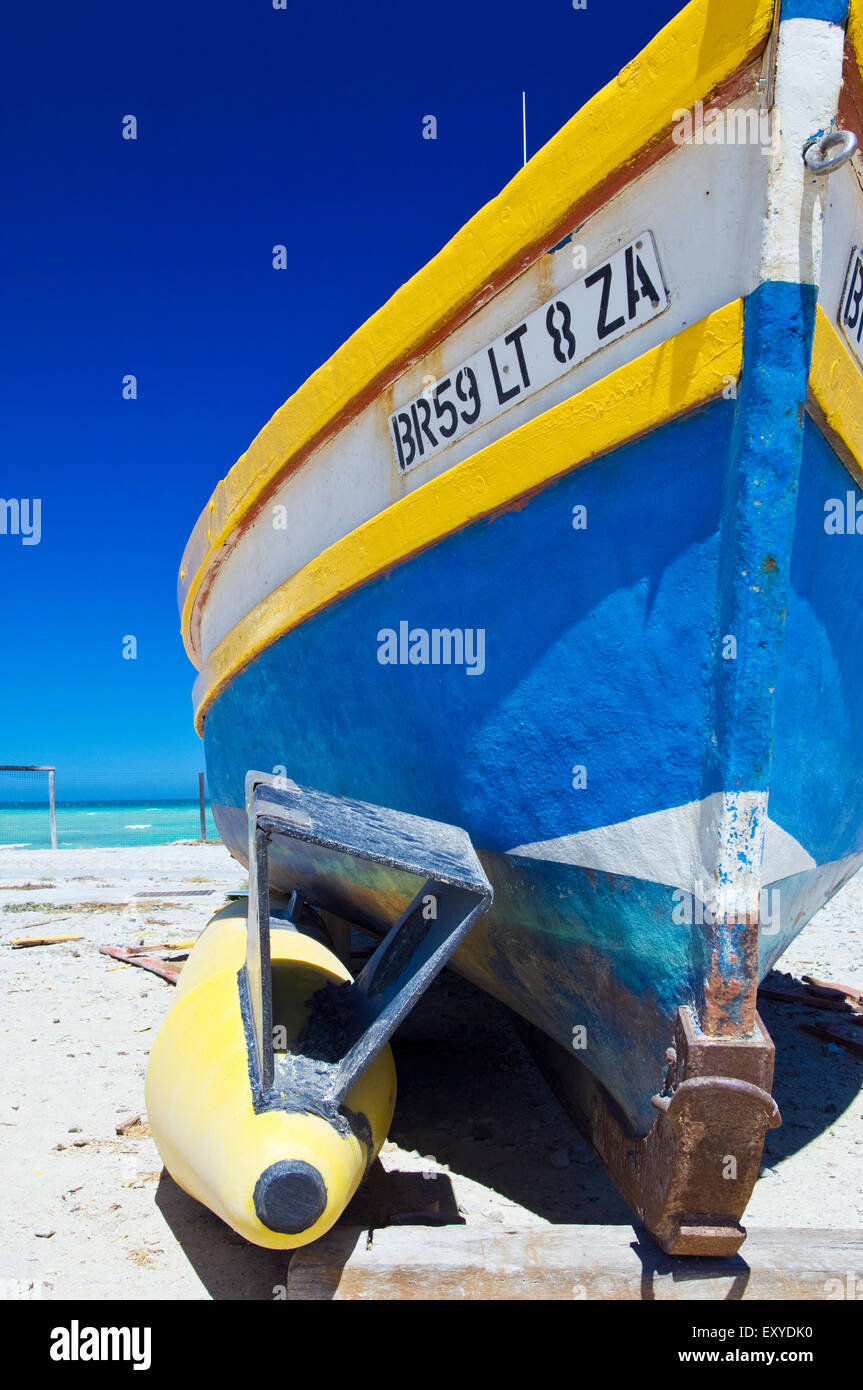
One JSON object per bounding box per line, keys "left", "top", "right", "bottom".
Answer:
{"left": 158, "top": 0, "right": 863, "bottom": 1255}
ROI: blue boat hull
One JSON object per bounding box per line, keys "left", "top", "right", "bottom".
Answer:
{"left": 203, "top": 313, "right": 863, "bottom": 1136}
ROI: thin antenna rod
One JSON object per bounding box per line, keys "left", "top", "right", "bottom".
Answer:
{"left": 522, "top": 91, "right": 527, "bottom": 166}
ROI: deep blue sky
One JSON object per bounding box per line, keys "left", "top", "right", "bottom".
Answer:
{"left": 1, "top": 0, "right": 684, "bottom": 798}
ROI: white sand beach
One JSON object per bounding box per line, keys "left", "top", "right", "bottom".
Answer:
{"left": 1, "top": 842, "right": 860, "bottom": 1300}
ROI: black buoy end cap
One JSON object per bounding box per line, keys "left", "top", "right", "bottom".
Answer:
{"left": 253, "top": 1160, "right": 328, "bottom": 1234}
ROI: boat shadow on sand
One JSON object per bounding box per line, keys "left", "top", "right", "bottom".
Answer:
{"left": 154, "top": 967, "right": 860, "bottom": 1299}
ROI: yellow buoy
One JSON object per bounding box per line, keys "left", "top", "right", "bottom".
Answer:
{"left": 145, "top": 901, "right": 396, "bottom": 1249}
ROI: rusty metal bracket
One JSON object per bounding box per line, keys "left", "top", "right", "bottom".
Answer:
{"left": 526, "top": 1004, "right": 781, "bottom": 1257}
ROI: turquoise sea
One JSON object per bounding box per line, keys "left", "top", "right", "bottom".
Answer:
{"left": 0, "top": 800, "right": 219, "bottom": 849}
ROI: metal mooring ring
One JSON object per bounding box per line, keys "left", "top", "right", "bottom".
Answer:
{"left": 804, "top": 129, "right": 858, "bottom": 175}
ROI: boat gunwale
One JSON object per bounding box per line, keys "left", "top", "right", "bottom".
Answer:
{"left": 178, "top": 0, "right": 777, "bottom": 670}
{"left": 848, "top": 0, "right": 863, "bottom": 103}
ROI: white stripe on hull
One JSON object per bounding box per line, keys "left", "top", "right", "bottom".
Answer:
{"left": 760, "top": 17, "right": 847, "bottom": 287}
{"left": 508, "top": 791, "right": 815, "bottom": 898}
{"left": 820, "top": 162, "right": 863, "bottom": 328}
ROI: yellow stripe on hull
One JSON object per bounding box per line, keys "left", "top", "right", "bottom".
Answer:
{"left": 191, "top": 298, "right": 744, "bottom": 732}
{"left": 808, "top": 303, "right": 863, "bottom": 489}
{"left": 849, "top": 0, "right": 863, "bottom": 89}
{"left": 145, "top": 904, "right": 396, "bottom": 1249}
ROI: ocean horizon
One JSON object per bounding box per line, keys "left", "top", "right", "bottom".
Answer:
{"left": 0, "top": 799, "right": 219, "bottom": 850}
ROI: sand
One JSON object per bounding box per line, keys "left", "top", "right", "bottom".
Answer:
{"left": 0, "top": 842, "right": 859, "bottom": 1300}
